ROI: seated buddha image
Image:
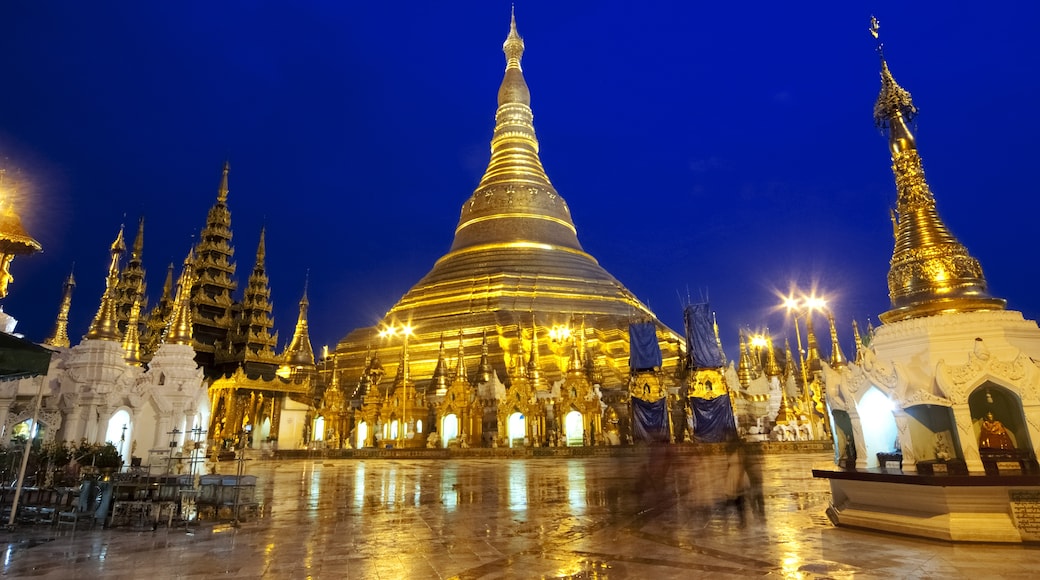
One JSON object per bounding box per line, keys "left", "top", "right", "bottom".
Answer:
{"left": 978, "top": 412, "right": 1015, "bottom": 451}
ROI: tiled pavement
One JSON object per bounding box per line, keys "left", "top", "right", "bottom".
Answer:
{"left": 2, "top": 452, "right": 1039, "bottom": 578}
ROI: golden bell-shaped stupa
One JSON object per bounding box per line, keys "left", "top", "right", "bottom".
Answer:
{"left": 334, "top": 13, "right": 682, "bottom": 391}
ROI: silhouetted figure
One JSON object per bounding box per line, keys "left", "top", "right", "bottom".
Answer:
{"left": 723, "top": 437, "right": 748, "bottom": 526}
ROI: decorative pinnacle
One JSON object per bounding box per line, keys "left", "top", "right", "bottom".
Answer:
{"left": 167, "top": 249, "right": 196, "bottom": 345}
{"left": 871, "top": 17, "right": 918, "bottom": 131}
{"left": 218, "top": 160, "right": 230, "bottom": 204}
{"left": 872, "top": 19, "right": 1005, "bottom": 323}
{"left": 503, "top": 7, "right": 525, "bottom": 70}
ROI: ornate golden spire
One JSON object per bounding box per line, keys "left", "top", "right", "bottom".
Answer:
{"left": 804, "top": 315, "right": 822, "bottom": 374}
{"left": 528, "top": 321, "right": 544, "bottom": 390}
{"left": 736, "top": 330, "right": 753, "bottom": 388}
{"left": 283, "top": 276, "right": 315, "bottom": 367}
{"left": 454, "top": 329, "right": 468, "bottom": 383}
{"left": 122, "top": 283, "right": 143, "bottom": 365}
{"left": 872, "top": 20, "right": 1005, "bottom": 323}
{"left": 828, "top": 314, "right": 847, "bottom": 369}
{"left": 783, "top": 339, "right": 796, "bottom": 383}
{"left": 44, "top": 269, "right": 75, "bottom": 348}
{"left": 514, "top": 324, "right": 529, "bottom": 378}
{"left": 852, "top": 320, "right": 865, "bottom": 364}
{"left": 218, "top": 160, "right": 230, "bottom": 204}
{"left": 431, "top": 333, "right": 449, "bottom": 395}
{"left": 477, "top": 329, "right": 493, "bottom": 383}
{"left": 167, "top": 250, "right": 196, "bottom": 346}
{"left": 448, "top": 11, "right": 582, "bottom": 254}
{"left": 86, "top": 225, "right": 125, "bottom": 341}
{"left": 764, "top": 336, "right": 782, "bottom": 377}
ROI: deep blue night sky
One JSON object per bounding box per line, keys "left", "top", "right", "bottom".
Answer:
{"left": 1, "top": 2, "right": 1038, "bottom": 361}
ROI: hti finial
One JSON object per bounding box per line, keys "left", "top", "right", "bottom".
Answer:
{"left": 870, "top": 16, "right": 884, "bottom": 59}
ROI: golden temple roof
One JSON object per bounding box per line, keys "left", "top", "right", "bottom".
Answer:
{"left": 872, "top": 41, "right": 1005, "bottom": 323}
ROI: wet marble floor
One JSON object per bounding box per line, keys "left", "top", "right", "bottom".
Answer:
{"left": 2, "top": 451, "right": 1039, "bottom": 578}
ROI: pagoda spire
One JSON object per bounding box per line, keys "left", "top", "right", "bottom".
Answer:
{"left": 454, "top": 329, "right": 468, "bottom": 383}
{"left": 431, "top": 333, "right": 449, "bottom": 395}
{"left": 191, "top": 161, "right": 238, "bottom": 371}
{"left": 141, "top": 262, "right": 176, "bottom": 360}
{"left": 736, "top": 330, "right": 753, "bottom": 388}
{"left": 167, "top": 250, "right": 196, "bottom": 346}
{"left": 764, "top": 336, "right": 782, "bottom": 377}
{"left": 223, "top": 227, "right": 278, "bottom": 370}
{"left": 804, "top": 315, "right": 823, "bottom": 375}
{"left": 86, "top": 225, "right": 125, "bottom": 341}
{"left": 121, "top": 283, "right": 143, "bottom": 365}
{"left": 871, "top": 18, "right": 1005, "bottom": 323}
{"left": 116, "top": 216, "right": 148, "bottom": 336}
{"left": 827, "top": 313, "right": 847, "bottom": 369}
{"left": 852, "top": 320, "right": 865, "bottom": 364}
{"left": 514, "top": 324, "right": 529, "bottom": 379}
{"left": 217, "top": 160, "right": 230, "bottom": 204}
{"left": 283, "top": 275, "right": 315, "bottom": 367}
{"left": 477, "top": 329, "right": 493, "bottom": 383}
{"left": 43, "top": 269, "right": 75, "bottom": 348}
{"left": 783, "top": 339, "right": 797, "bottom": 384}
{"left": 528, "top": 321, "right": 544, "bottom": 390}
{"left": 448, "top": 10, "right": 582, "bottom": 255}
{"left": 581, "top": 319, "right": 596, "bottom": 381}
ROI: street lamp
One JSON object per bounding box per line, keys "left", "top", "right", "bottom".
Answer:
{"left": 782, "top": 292, "right": 828, "bottom": 439}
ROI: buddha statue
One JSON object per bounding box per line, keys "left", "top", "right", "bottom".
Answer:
{"left": 978, "top": 412, "right": 1015, "bottom": 451}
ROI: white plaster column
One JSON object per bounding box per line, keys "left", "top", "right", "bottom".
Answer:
{"left": 952, "top": 405, "right": 984, "bottom": 473}
{"left": 0, "top": 398, "right": 13, "bottom": 439}
{"left": 84, "top": 404, "right": 99, "bottom": 443}
{"left": 893, "top": 409, "right": 917, "bottom": 472}
{"left": 96, "top": 406, "right": 114, "bottom": 444}
{"left": 1021, "top": 402, "right": 1040, "bottom": 458}
{"left": 153, "top": 415, "right": 171, "bottom": 449}
{"left": 847, "top": 409, "right": 870, "bottom": 470}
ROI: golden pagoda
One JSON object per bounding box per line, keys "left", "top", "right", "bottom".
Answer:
{"left": 874, "top": 45, "right": 1005, "bottom": 323}
{"left": 333, "top": 13, "right": 683, "bottom": 397}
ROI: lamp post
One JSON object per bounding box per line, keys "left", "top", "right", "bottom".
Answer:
{"left": 783, "top": 293, "right": 828, "bottom": 440}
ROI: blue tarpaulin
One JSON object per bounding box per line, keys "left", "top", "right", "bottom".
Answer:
{"left": 629, "top": 322, "right": 662, "bottom": 371}
{"left": 692, "top": 396, "right": 736, "bottom": 443}
{"left": 683, "top": 303, "right": 725, "bottom": 369}
{"left": 632, "top": 396, "right": 668, "bottom": 443}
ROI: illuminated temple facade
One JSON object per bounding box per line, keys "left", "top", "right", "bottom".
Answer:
{"left": 0, "top": 13, "right": 773, "bottom": 459}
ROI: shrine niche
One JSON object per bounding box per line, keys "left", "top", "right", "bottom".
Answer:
{"left": 437, "top": 373, "right": 480, "bottom": 448}
{"left": 554, "top": 351, "right": 602, "bottom": 447}
{"left": 968, "top": 384, "right": 1036, "bottom": 474}
{"left": 497, "top": 374, "right": 543, "bottom": 448}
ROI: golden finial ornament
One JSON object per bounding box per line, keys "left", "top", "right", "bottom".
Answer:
{"left": 44, "top": 269, "right": 76, "bottom": 348}
{"left": 122, "top": 284, "right": 143, "bottom": 365}
{"left": 86, "top": 226, "right": 126, "bottom": 341}
{"left": 454, "top": 329, "right": 468, "bottom": 383}
{"left": 764, "top": 336, "right": 782, "bottom": 377}
{"left": 851, "top": 320, "right": 865, "bottom": 364}
{"left": 827, "top": 314, "right": 847, "bottom": 369}
{"left": 167, "top": 249, "right": 197, "bottom": 346}
{"left": 284, "top": 275, "right": 315, "bottom": 367}
{"left": 871, "top": 18, "right": 1005, "bottom": 322}
{"left": 736, "top": 330, "right": 753, "bottom": 388}
{"left": 218, "top": 160, "right": 230, "bottom": 204}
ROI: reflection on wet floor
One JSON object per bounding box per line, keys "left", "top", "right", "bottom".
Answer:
{"left": 3, "top": 451, "right": 1040, "bottom": 579}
